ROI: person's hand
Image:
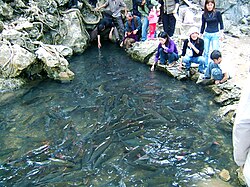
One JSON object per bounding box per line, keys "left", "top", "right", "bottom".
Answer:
{"left": 109, "top": 33, "right": 113, "bottom": 40}
{"left": 98, "top": 42, "right": 102, "bottom": 48}
{"left": 215, "top": 80, "right": 220, "bottom": 84}
{"left": 151, "top": 64, "right": 155, "bottom": 71}
{"left": 133, "top": 30, "right": 138, "bottom": 35}
{"left": 187, "top": 42, "right": 193, "bottom": 48}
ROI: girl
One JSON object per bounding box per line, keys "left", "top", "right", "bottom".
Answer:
{"left": 151, "top": 32, "right": 178, "bottom": 71}
{"left": 200, "top": 0, "right": 224, "bottom": 68}
{"left": 147, "top": 5, "right": 160, "bottom": 39}
{"left": 180, "top": 26, "right": 205, "bottom": 77}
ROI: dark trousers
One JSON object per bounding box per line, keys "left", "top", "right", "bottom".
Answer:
{"left": 162, "top": 13, "right": 176, "bottom": 37}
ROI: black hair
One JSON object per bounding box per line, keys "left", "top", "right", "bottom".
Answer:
{"left": 210, "top": 50, "right": 222, "bottom": 60}
{"left": 136, "top": 0, "right": 142, "bottom": 6}
{"left": 158, "top": 32, "right": 170, "bottom": 45}
{"left": 158, "top": 31, "right": 168, "bottom": 38}
{"left": 98, "top": 23, "right": 105, "bottom": 32}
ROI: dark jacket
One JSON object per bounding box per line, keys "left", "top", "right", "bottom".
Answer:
{"left": 125, "top": 16, "right": 142, "bottom": 32}
{"left": 181, "top": 38, "right": 204, "bottom": 57}
{"left": 200, "top": 10, "right": 224, "bottom": 34}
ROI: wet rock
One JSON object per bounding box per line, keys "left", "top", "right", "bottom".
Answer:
{"left": 203, "top": 166, "right": 215, "bottom": 176}
{"left": 59, "top": 9, "right": 90, "bottom": 53}
{"left": 126, "top": 40, "right": 159, "bottom": 62}
{"left": 196, "top": 178, "right": 233, "bottom": 187}
{"left": 0, "top": 78, "right": 26, "bottom": 91}
{"left": 219, "top": 169, "right": 231, "bottom": 182}
{"left": 214, "top": 86, "right": 241, "bottom": 106}
{"left": 0, "top": 43, "right": 36, "bottom": 78}
{"left": 35, "top": 44, "right": 74, "bottom": 81}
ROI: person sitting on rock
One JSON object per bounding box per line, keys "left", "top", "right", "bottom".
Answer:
{"left": 151, "top": 31, "right": 178, "bottom": 71}
{"left": 95, "top": 17, "right": 120, "bottom": 48}
{"left": 120, "top": 11, "right": 142, "bottom": 49}
{"left": 203, "top": 50, "right": 229, "bottom": 84}
{"left": 180, "top": 26, "right": 205, "bottom": 78}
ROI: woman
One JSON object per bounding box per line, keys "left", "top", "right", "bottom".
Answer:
{"left": 200, "top": 0, "right": 224, "bottom": 68}
{"left": 180, "top": 26, "right": 205, "bottom": 77}
{"left": 151, "top": 32, "right": 178, "bottom": 71}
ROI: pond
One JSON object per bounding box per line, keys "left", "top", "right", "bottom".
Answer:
{"left": 0, "top": 42, "right": 238, "bottom": 186}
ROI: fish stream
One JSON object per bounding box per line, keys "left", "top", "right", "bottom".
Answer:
{"left": 0, "top": 42, "right": 237, "bottom": 186}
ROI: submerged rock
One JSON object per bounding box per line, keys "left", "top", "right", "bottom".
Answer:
{"left": 219, "top": 169, "right": 231, "bottom": 182}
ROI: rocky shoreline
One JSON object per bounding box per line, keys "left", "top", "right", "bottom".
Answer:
{"left": 0, "top": 0, "right": 250, "bottom": 185}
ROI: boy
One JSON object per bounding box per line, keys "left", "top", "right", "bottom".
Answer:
{"left": 204, "top": 50, "right": 229, "bottom": 84}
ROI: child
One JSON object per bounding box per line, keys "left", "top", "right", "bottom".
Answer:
{"left": 204, "top": 50, "right": 229, "bottom": 84}
{"left": 147, "top": 5, "right": 160, "bottom": 39}
{"left": 151, "top": 32, "right": 178, "bottom": 71}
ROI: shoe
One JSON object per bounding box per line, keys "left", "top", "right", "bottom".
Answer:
{"left": 167, "top": 61, "right": 177, "bottom": 68}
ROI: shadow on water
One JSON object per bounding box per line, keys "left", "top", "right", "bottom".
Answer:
{"left": 0, "top": 42, "right": 237, "bottom": 186}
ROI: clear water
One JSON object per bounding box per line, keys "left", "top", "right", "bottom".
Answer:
{"left": 0, "top": 42, "right": 237, "bottom": 186}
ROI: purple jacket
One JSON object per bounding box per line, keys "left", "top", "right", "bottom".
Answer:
{"left": 154, "top": 39, "right": 178, "bottom": 62}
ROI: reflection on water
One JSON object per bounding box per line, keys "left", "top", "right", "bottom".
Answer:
{"left": 0, "top": 42, "right": 236, "bottom": 186}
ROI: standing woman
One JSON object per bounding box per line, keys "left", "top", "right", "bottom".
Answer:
{"left": 200, "top": 0, "right": 224, "bottom": 68}
{"left": 151, "top": 32, "right": 178, "bottom": 71}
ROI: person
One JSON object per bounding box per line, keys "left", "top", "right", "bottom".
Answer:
{"left": 95, "top": 0, "right": 127, "bottom": 41}
{"left": 162, "top": 0, "right": 179, "bottom": 37}
{"left": 200, "top": 0, "right": 224, "bottom": 68}
{"left": 137, "top": 0, "right": 160, "bottom": 41}
{"left": 121, "top": 12, "right": 142, "bottom": 49}
{"left": 147, "top": 4, "right": 161, "bottom": 39}
{"left": 233, "top": 72, "right": 250, "bottom": 187}
{"left": 180, "top": 26, "right": 205, "bottom": 77}
{"left": 151, "top": 32, "right": 178, "bottom": 71}
{"left": 204, "top": 50, "right": 229, "bottom": 84}
{"left": 94, "top": 17, "right": 119, "bottom": 48}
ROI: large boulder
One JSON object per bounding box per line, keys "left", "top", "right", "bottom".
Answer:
{"left": 35, "top": 44, "right": 74, "bottom": 81}
{"left": 58, "top": 9, "right": 90, "bottom": 53}
{"left": 0, "top": 42, "right": 36, "bottom": 78}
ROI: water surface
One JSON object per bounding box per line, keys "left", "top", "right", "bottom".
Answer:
{"left": 0, "top": 42, "right": 236, "bottom": 186}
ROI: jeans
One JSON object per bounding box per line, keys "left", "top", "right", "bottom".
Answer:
{"left": 204, "top": 61, "right": 223, "bottom": 80}
{"left": 183, "top": 56, "right": 205, "bottom": 72}
{"left": 159, "top": 48, "right": 178, "bottom": 64}
{"left": 141, "top": 16, "right": 149, "bottom": 41}
{"left": 203, "top": 32, "right": 220, "bottom": 67}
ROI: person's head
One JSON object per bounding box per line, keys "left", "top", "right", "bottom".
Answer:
{"left": 158, "top": 32, "right": 170, "bottom": 45}
{"left": 204, "top": 0, "right": 215, "bottom": 13}
{"left": 148, "top": 4, "right": 154, "bottom": 11}
{"left": 98, "top": 23, "right": 105, "bottom": 32}
{"left": 126, "top": 12, "right": 133, "bottom": 21}
{"left": 188, "top": 26, "right": 199, "bottom": 40}
{"left": 210, "top": 50, "right": 222, "bottom": 64}
{"left": 136, "top": 0, "right": 145, "bottom": 6}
